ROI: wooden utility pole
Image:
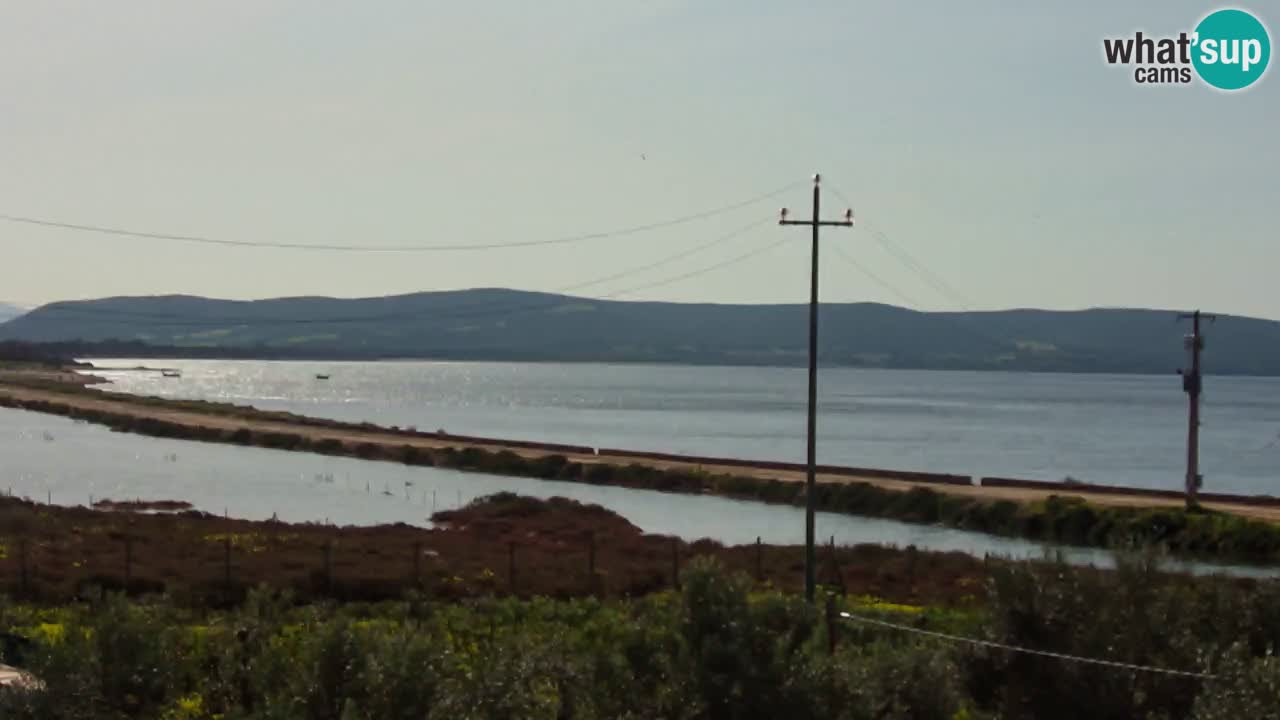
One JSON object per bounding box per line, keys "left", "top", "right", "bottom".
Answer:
{"left": 1178, "top": 310, "right": 1215, "bottom": 510}
{"left": 780, "top": 174, "right": 853, "bottom": 603}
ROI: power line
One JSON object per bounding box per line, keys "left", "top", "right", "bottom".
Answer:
{"left": 825, "top": 185, "right": 978, "bottom": 311}
{"left": 20, "top": 218, "right": 772, "bottom": 328}
{"left": 602, "top": 235, "right": 790, "bottom": 299}
{"left": 569, "top": 218, "right": 771, "bottom": 295}
{"left": 825, "top": 234, "right": 1017, "bottom": 354}
{"left": 0, "top": 182, "right": 799, "bottom": 253}
{"left": 828, "top": 244, "right": 922, "bottom": 309}
{"left": 822, "top": 183, "right": 1032, "bottom": 355}
{"left": 838, "top": 611, "right": 1215, "bottom": 680}
{"left": 861, "top": 221, "right": 978, "bottom": 310}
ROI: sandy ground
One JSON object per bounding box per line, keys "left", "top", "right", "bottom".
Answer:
{"left": 2, "top": 370, "right": 1277, "bottom": 524}
{"left": 0, "top": 664, "right": 38, "bottom": 688}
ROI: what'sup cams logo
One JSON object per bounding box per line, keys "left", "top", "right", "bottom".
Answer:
{"left": 1103, "top": 7, "right": 1271, "bottom": 90}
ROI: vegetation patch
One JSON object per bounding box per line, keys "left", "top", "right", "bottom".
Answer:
{"left": 92, "top": 499, "right": 193, "bottom": 513}
{"left": 0, "top": 492, "right": 990, "bottom": 608}
{"left": 2, "top": 556, "right": 1279, "bottom": 719}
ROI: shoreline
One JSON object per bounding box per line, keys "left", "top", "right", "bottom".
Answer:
{"left": 72, "top": 353, "right": 1280, "bottom": 379}
{"left": 4, "top": 366, "right": 1280, "bottom": 562}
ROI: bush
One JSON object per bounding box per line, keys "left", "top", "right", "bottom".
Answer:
{"left": 454, "top": 447, "right": 490, "bottom": 470}
{"left": 817, "top": 641, "right": 974, "bottom": 720}
{"left": 398, "top": 444, "right": 432, "bottom": 466}
{"left": 4, "top": 559, "right": 1280, "bottom": 718}
{"left": 584, "top": 464, "right": 616, "bottom": 485}
{"left": 679, "top": 556, "right": 818, "bottom": 719}
{"left": 314, "top": 437, "right": 344, "bottom": 455}
{"left": 1190, "top": 649, "right": 1280, "bottom": 720}
{"left": 530, "top": 454, "right": 569, "bottom": 479}
{"left": 259, "top": 432, "right": 304, "bottom": 450}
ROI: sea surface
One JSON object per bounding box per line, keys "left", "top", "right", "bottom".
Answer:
{"left": 84, "top": 359, "right": 1280, "bottom": 495}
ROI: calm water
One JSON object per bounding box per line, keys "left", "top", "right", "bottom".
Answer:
{"left": 85, "top": 359, "right": 1280, "bottom": 495}
{"left": 3, "top": 406, "right": 1275, "bottom": 578}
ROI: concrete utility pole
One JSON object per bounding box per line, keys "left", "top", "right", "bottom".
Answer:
{"left": 780, "top": 174, "right": 853, "bottom": 603}
{"left": 1178, "top": 310, "right": 1215, "bottom": 510}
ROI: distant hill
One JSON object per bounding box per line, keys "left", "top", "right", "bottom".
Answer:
{"left": 0, "top": 302, "right": 25, "bottom": 324}
{"left": 0, "top": 289, "right": 1276, "bottom": 374}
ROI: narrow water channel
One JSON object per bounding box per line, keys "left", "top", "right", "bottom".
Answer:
{"left": 2, "top": 408, "right": 1274, "bottom": 579}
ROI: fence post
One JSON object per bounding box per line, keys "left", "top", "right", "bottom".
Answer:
{"left": 826, "top": 593, "right": 838, "bottom": 655}
{"left": 508, "top": 541, "right": 516, "bottom": 595}
{"left": 413, "top": 541, "right": 422, "bottom": 588}
{"left": 224, "top": 536, "right": 233, "bottom": 598}
{"left": 827, "top": 536, "right": 845, "bottom": 596}
{"left": 124, "top": 537, "right": 133, "bottom": 591}
{"left": 323, "top": 539, "right": 333, "bottom": 594}
{"left": 755, "top": 536, "right": 763, "bottom": 581}
{"left": 671, "top": 537, "right": 680, "bottom": 590}
{"left": 18, "top": 537, "right": 29, "bottom": 597}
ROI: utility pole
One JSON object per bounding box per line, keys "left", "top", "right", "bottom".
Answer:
{"left": 1178, "top": 310, "right": 1215, "bottom": 510}
{"left": 780, "top": 174, "right": 853, "bottom": 603}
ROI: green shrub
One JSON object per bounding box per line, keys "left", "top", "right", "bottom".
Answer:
{"left": 455, "top": 447, "right": 490, "bottom": 470}
{"left": 311, "top": 437, "right": 343, "bottom": 455}
{"left": 530, "top": 454, "right": 569, "bottom": 479}
{"left": 584, "top": 464, "right": 616, "bottom": 485}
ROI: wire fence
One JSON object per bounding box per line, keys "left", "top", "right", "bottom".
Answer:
{"left": 0, "top": 484, "right": 886, "bottom": 608}
{"left": 0, "top": 527, "right": 690, "bottom": 605}
{"left": 1, "top": 492, "right": 853, "bottom": 606}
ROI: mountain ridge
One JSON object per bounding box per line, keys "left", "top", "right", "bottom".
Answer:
{"left": 0, "top": 302, "right": 26, "bottom": 324}
{"left": 1, "top": 289, "right": 1276, "bottom": 375}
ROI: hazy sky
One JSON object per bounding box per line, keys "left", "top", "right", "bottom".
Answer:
{"left": 1, "top": 1, "right": 1276, "bottom": 318}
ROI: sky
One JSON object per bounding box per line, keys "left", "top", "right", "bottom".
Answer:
{"left": 1, "top": 1, "right": 1277, "bottom": 318}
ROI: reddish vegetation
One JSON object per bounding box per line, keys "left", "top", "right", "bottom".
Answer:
{"left": 0, "top": 494, "right": 987, "bottom": 607}
{"left": 91, "top": 499, "right": 194, "bottom": 512}
{"left": 433, "top": 494, "right": 645, "bottom": 542}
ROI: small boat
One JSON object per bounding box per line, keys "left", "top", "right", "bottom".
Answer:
{"left": 161, "top": 370, "right": 181, "bottom": 378}
{"left": 315, "top": 374, "right": 330, "bottom": 380}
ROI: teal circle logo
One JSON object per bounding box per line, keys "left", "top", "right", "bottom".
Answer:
{"left": 1192, "top": 8, "right": 1271, "bottom": 90}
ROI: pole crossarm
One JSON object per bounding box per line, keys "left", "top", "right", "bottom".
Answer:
{"left": 781, "top": 220, "right": 855, "bottom": 228}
